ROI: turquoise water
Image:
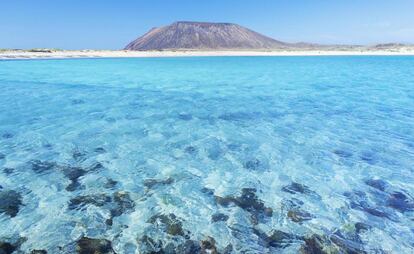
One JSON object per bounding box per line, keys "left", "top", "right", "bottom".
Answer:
{"left": 0, "top": 56, "right": 414, "bottom": 253}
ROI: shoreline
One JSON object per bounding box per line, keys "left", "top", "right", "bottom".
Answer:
{"left": 1, "top": 49, "right": 414, "bottom": 59}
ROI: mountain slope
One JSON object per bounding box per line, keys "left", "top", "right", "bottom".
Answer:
{"left": 125, "top": 21, "right": 289, "bottom": 50}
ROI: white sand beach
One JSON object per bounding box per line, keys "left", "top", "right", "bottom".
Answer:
{"left": 1, "top": 47, "right": 414, "bottom": 60}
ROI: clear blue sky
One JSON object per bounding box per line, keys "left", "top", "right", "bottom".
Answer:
{"left": 1, "top": 0, "right": 414, "bottom": 49}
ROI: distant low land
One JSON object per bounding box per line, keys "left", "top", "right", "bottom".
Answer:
{"left": 1, "top": 46, "right": 414, "bottom": 60}
{"left": 1, "top": 21, "right": 414, "bottom": 59}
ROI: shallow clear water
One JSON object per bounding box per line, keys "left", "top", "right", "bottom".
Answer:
{"left": 0, "top": 56, "right": 414, "bottom": 253}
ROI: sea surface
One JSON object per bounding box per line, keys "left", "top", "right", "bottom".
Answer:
{"left": 0, "top": 56, "right": 414, "bottom": 253}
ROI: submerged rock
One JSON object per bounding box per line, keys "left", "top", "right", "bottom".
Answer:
{"left": 31, "top": 250, "right": 47, "bottom": 254}
{"left": 66, "top": 181, "right": 82, "bottom": 192}
{"left": 386, "top": 191, "right": 414, "bottom": 213}
{"left": 72, "top": 150, "right": 86, "bottom": 161}
{"left": 283, "top": 198, "right": 304, "bottom": 209}
{"left": 359, "top": 152, "right": 377, "bottom": 165}
{"left": 211, "top": 213, "right": 229, "bottom": 222}
{"left": 0, "top": 153, "right": 5, "bottom": 160}
{"left": 281, "top": 198, "right": 313, "bottom": 223}
{"left": 110, "top": 191, "right": 135, "bottom": 218}
{"left": 267, "top": 230, "right": 302, "bottom": 248}
{"left": 364, "top": 179, "right": 387, "bottom": 192}
{"left": 0, "top": 190, "right": 23, "bottom": 217}
{"left": 147, "top": 213, "right": 186, "bottom": 236}
{"left": 300, "top": 234, "right": 329, "bottom": 254}
{"left": 176, "top": 240, "right": 201, "bottom": 254}
{"left": 300, "top": 227, "right": 370, "bottom": 254}
{"left": 254, "top": 228, "right": 303, "bottom": 249}
{"left": 137, "top": 235, "right": 163, "bottom": 253}
{"left": 0, "top": 238, "right": 25, "bottom": 254}
{"left": 346, "top": 182, "right": 414, "bottom": 220}
{"left": 2, "top": 168, "right": 14, "bottom": 175}
{"left": 201, "top": 237, "right": 218, "bottom": 254}
{"left": 139, "top": 236, "right": 203, "bottom": 254}
{"left": 287, "top": 209, "right": 313, "bottom": 223}
{"left": 94, "top": 147, "right": 106, "bottom": 154}
{"left": 356, "top": 205, "right": 389, "bottom": 219}
{"left": 68, "top": 194, "right": 111, "bottom": 210}
{"left": 333, "top": 149, "right": 353, "bottom": 158}
{"left": 71, "top": 99, "right": 85, "bottom": 105}
{"left": 244, "top": 159, "right": 261, "bottom": 170}
{"left": 282, "top": 182, "right": 314, "bottom": 195}
{"left": 30, "top": 161, "right": 100, "bottom": 191}
{"left": 143, "top": 177, "right": 174, "bottom": 189}
{"left": 229, "top": 222, "right": 268, "bottom": 253}
{"left": 215, "top": 188, "right": 273, "bottom": 224}
{"left": 43, "top": 143, "right": 53, "bottom": 149}
{"left": 104, "top": 179, "right": 118, "bottom": 189}
{"left": 354, "top": 222, "right": 371, "bottom": 234}
{"left": 222, "top": 244, "right": 233, "bottom": 254}
{"left": 31, "top": 160, "right": 56, "bottom": 173}
{"left": 2, "top": 133, "right": 13, "bottom": 139}
{"left": 0, "top": 241, "right": 17, "bottom": 254}
{"left": 63, "top": 166, "right": 87, "bottom": 192}
{"left": 178, "top": 113, "right": 193, "bottom": 121}
{"left": 76, "top": 237, "right": 116, "bottom": 254}
{"left": 218, "top": 112, "right": 256, "bottom": 122}
{"left": 69, "top": 191, "right": 135, "bottom": 225}
{"left": 330, "top": 231, "right": 367, "bottom": 254}
{"left": 184, "top": 146, "right": 197, "bottom": 154}
{"left": 344, "top": 191, "right": 394, "bottom": 220}
{"left": 89, "top": 162, "right": 104, "bottom": 171}
{"left": 201, "top": 187, "right": 214, "bottom": 196}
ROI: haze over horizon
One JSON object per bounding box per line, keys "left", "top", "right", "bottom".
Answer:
{"left": 2, "top": 0, "right": 414, "bottom": 50}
